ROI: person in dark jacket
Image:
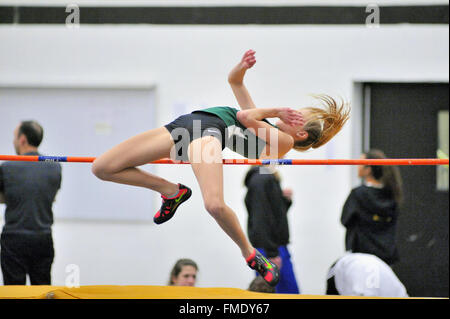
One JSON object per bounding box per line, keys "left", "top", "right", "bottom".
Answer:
{"left": 341, "top": 149, "right": 403, "bottom": 265}
{"left": 0, "top": 121, "right": 61, "bottom": 285}
{"left": 244, "top": 166, "right": 300, "bottom": 294}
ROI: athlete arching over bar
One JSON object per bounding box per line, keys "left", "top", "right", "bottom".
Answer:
{"left": 91, "top": 50, "right": 350, "bottom": 286}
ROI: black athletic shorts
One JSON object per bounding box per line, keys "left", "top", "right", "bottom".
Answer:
{"left": 164, "top": 111, "right": 227, "bottom": 161}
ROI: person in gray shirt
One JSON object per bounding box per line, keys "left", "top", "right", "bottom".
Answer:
{"left": 0, "top": 121, "right": 61, "bottom": 285}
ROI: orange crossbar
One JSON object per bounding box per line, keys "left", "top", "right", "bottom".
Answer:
{"left": 0, "top": 155, "right": 448, "bottom": 166}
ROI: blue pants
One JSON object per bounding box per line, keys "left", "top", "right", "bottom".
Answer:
{"left": 256, "top": 246, "right": 300, "bottom": 294}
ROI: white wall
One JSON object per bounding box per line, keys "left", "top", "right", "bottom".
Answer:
{"left": 0, "top": 23, "right": 448, "bottom": 293}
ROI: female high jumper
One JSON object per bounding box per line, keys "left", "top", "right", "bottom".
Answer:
{"left": 91, "top": 50, "right": 350, "bottom": 286}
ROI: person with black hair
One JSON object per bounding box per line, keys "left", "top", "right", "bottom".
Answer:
{"left": 341, "top": 149, "right": 403, "bottom": 265}
{"left": 0, "top": 121, "right": 61, "bottom": 285}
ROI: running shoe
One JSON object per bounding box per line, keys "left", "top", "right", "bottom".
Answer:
{"left": 246, "top": 249, "right": 280, "bottom": 287}
{"left": 153, "top": 184, "right": 192, "bottom": 225}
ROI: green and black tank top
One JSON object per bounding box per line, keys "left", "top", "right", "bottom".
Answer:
{"left": 193, "top": 106, "right": 278, "bottom": 159}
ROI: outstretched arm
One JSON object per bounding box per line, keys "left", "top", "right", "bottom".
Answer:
{"left": 228, "top": 49, "right": 257, "bottom": 110}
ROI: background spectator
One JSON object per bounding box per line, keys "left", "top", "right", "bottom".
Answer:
{"left": 0, "top": 121, "right": 61, "bottom": 285}
{"left": 248, "top": 275, "right": 276, "bottom": 294}
{"left": 326, "top": 252, "right": 408, "bottom": 297}
{"left": 341, "top": 149, "right": 403, "bottom": 265}
{"left": 168, "top": 258, "right": 198, "bottom": 287}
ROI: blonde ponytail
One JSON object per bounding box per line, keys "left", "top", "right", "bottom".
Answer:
{"left": 294, "top": 94, "right": 350, "bottom": 151}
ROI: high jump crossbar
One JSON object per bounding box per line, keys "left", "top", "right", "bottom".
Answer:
{"left": 0, "top": 155, "right": 448, "bottom": 166}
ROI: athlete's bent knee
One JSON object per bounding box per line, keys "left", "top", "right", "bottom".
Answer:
{"left": 204, "top": 200, "right": 226, "bottom": 219}
{"left": 91, "top": 160, "right": 114, "bottom": 181}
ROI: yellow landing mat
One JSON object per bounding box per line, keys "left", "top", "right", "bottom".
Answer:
{"left": 0, "top": 285, "right": 417, "bottom": 299}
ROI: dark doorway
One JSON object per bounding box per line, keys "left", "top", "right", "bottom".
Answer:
{"left": 364, "top": 82, "right": 449, "bottom": 297}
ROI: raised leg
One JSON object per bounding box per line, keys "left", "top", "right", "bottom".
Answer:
{"left": 91, "top": 127, "right": 179, "bottom": 196}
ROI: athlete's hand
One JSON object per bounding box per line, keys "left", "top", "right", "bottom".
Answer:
{"left": 278, "top": 108, "right": 305, "bottom": 127}
{"left": 282, "top": 188, "right": 293, "bottom": 201}
{"left": 228, "top": 49, "right": 256, "bottom": 85}
{"left": 240, "top": 49, "right": 256, "bottom": 69}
